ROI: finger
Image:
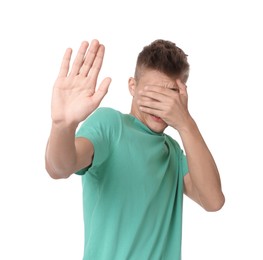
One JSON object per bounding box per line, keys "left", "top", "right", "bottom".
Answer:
{"left": 69, "top": 41, "right": 90, "bottom": 76}
{"left": 139, "top": 91, "right": 161, "bottom": 102}
{"left": 79, "top": 39, "right": 101, "bottom": 77}
{"left": 143, "top": 85, "right": 179, "bottom": 98}
{"left": 85, "top": 44, "right": 105, "bottom": 84}
{"left": 58, "top": 48, "right": 72, "bottom": 78}
{"left": 176, "top": 79, "right": 188, "bottom": 96}
{"left": 92, "top": 77, "right": 112, "bottom": 105}
{"left": 139, "top": 86, "right": 164, "bottom": 102}
{"left": 139, "top": 105, "right": 162, "bottom": 118}
{"left": 139, "top": 102, "right": 162, "bottom": 112}
{"left": 140, "top": 87, "right": 176, "bottom": 103}
{"left": 139, "top": 98, "right": 164, "bottom": 111}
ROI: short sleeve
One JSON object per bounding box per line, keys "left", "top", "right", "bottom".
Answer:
{"left": 181, "top": 152, "right": 189, "bottom": 176}
{"left": 75, "top": 107, "right": 121, "bottom": 175}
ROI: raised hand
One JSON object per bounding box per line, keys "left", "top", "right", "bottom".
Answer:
{"left": 51, "top": 40, "right": 111, "bottom": 127}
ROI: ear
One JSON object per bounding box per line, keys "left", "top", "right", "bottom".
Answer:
{"left": 128, "top": 77, "right": 136, "bottom": 97}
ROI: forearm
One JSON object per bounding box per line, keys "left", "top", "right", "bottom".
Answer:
{"left": 45, "top": 122, "right": 78, "bottom": 179}
{"left": 179, "top": 118, "right": 225, "bottom": 211}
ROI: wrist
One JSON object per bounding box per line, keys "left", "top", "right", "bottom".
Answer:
{"left": 177, "top": 116, "right": 198, "bottom": 135}
{"left": 51, "top": 119, "right": 78, "bottom": 133}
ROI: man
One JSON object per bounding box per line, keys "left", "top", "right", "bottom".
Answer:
{"left": 45, "top": 39, "right": 225, "bottom": 259}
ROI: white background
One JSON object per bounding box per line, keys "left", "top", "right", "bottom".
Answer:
{"left": 0, "top": 0, "right": 262, "bottom": 259}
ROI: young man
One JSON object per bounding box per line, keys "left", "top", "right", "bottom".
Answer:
{"left": 45, "top": 39, "right": 225, "bottom": 259}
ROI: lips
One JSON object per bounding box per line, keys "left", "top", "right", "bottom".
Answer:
{"left": 151, "top": 114, "right": 163, "bottom": 122}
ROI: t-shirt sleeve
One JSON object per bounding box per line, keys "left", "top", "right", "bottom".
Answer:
{"left": 181, "top": 152, "right": 189, "bottom": 177}
{"left": 75, "top": 107, "right": 121, "bottom": 175}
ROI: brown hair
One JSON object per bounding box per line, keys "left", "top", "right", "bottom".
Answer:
{"left": 134, "top": 39, "right": 189, "bottom": 82}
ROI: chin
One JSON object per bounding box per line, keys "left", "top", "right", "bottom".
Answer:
{"left": 146, "top": 115, "right": 167, "bottom": 133}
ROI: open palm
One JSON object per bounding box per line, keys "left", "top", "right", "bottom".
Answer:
{"left": 51, "top": 40, "right": 111, "bottom": 126}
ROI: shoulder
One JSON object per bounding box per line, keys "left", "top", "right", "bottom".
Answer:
{"left": 94, "top": 107, "right": 122, "bottom": 119}
{"left": 81, "top": 107, "right": 122, "bottom": 124}
{"left": 76, "top": 107, "right": 124, "bottom": 144}
{"left": 164, "top": 134, "right": 181, "bottom": 150}
{"left": 76, "top": 107, "right": 125, "bottom": 138}
{"left": 165, "top": 134, "right": 188, "bottom": 174}
{"left": 82, "top": 107, "right": 123, "bottom": 126}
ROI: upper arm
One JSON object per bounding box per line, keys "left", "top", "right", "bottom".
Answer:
{"left": 75, "top": 137, "right": 94, "bottom": 173}
{"left": 183, "top": 173, "right": 203, "bottom": 207}
{"left": 45, "top": 136, "right": 94, "bottom": 179}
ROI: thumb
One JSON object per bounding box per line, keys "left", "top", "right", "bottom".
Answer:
{"left": 93, "top": 77, "right": 112, "bottom": 104}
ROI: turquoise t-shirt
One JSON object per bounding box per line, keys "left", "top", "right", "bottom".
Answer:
{"left": 76, "top": 107, "right": 188, "bottom": 260}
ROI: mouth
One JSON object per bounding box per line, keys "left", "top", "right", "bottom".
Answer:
{"left": 150, "top": 114, "right": 163, "bottom": 122}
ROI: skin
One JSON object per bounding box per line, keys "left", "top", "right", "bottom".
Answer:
{"left": 45, "top": 40, "right": 111, "bottom": 178}
{"left": 129, "top": 71, "right": 225, "bottom": 211}
{"left": 45, "top": 39, "right": 225, "bottom": 213}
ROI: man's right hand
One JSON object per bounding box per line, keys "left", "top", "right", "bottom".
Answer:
{"left": 51, "top": 39, "right": 111, "bottom": 128}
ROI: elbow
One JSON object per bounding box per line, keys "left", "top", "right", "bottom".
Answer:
{"left": 47, "top": 171, "right": 69, "bottom": 180}
{"left": 46, "top": 169, "right": 72, "bottom": 180}
{"left": 45, "top": 161, "right": 72, "bottom": 180}
{"left": 203, "top": 193, "right": 225, "bottom": 212}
